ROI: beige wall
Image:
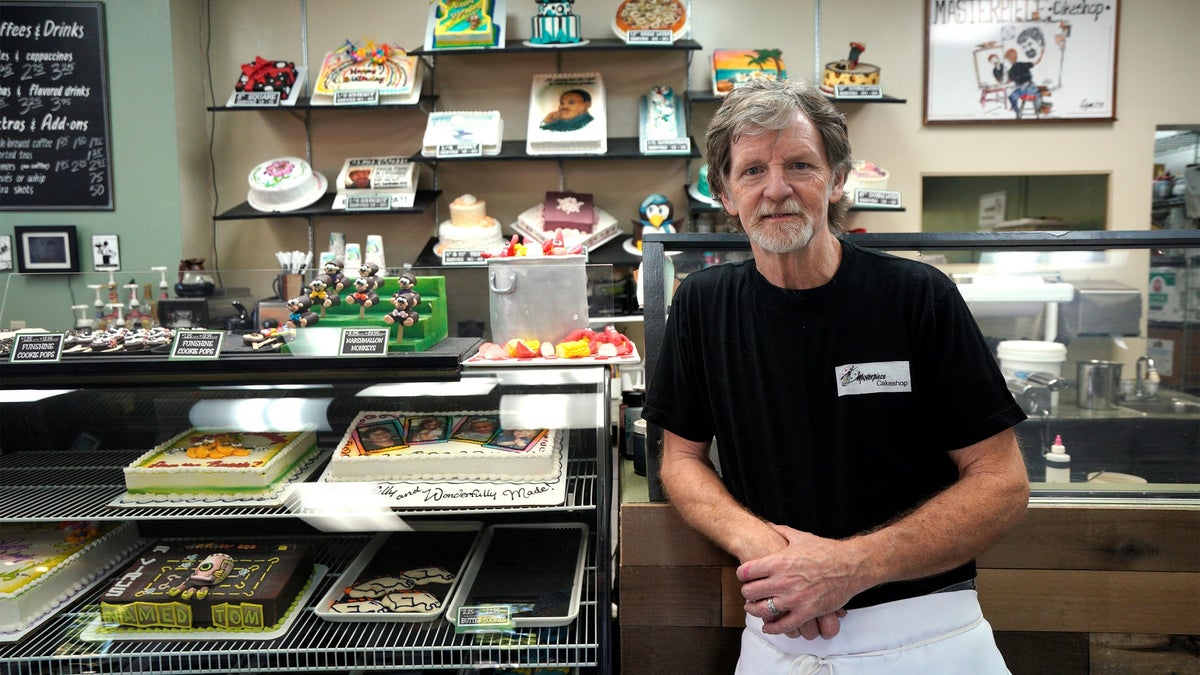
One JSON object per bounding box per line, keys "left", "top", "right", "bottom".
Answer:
{"left": 170, "top": 1, "right": 1199, "bottom": 309}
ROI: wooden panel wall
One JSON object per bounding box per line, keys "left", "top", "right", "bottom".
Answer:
{"left": 618, "top": 502, "right": 1200, "bottom": 674}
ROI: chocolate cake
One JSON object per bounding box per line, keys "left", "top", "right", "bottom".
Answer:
{"left": 99, "top": 541, "right": 314, "bottom": 631}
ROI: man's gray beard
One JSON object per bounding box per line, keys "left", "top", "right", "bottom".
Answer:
{"left": 744, "top": 200, "right": 817, "bottom": 254}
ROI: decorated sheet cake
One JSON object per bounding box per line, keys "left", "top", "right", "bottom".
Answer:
{"left": 1, "top": 522, "right": 142, "bottom": 637}
{"left": 312, "top": 40, "right": 422, "bottom": 104}
{"left": 317, "top": 525, "right": 482, "bottom": 622}
{"left": 122, "top": 429, "right": 319, "bottom": 500}
{"left": 97, "top": 540, "right": 315, "bottom": 635}
{"left": 328, "top": 411, "right": 562, "bottom": 483}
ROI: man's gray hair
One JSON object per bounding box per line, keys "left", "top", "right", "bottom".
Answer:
{"left": 705, "top": 79, "right": 853, "bottom": 233}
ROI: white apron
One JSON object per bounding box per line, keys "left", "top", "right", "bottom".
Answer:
{"left": 735, "top": 590, "right": 1010, "bottom": 675}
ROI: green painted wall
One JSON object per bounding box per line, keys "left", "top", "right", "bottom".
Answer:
{"left": 0, "top": 0, "right": 182, "bottom": 328}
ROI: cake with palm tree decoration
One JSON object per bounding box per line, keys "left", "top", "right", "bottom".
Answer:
{"left": 711, "top": 48, "right": 786, "bottom": 96}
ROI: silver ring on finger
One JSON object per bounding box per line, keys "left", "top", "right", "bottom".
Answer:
{"left": 766, "top": 597, "right": 780, "bottom": 616}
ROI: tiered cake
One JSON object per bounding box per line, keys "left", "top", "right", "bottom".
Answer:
{"left": 528, "top": 0, "right": 583, "bottom": 45}
{"left": 436, "top": 194, "right": 505, "bottom": 254}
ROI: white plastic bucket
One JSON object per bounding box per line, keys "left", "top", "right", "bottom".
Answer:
{"left": 997, "top": 340, "right": 1068, "bottom": 409}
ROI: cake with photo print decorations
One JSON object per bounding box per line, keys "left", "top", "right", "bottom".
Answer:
{"left": 122, "top": 429, "right": 319, "bottom": 499}
{"left": 1, "top": 522, "right": 141, "bottom": 635}
{"left": 329, "top": 411, "right": 562, "bottom": 482}
{"left": 98, "top": 540, "right": 315, "bottom": 632}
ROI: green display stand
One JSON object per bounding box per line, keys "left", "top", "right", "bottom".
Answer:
{"left": 309, "top": 275, "right": 448, "bottom": 352}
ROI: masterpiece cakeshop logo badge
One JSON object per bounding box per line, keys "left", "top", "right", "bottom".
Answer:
{"left": 836, "top": 361, "right": 912, "bottom": 396}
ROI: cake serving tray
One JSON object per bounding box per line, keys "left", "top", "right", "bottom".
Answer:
{"left": 314, "top": 522, "right": 483, "bottom": 623}
{"left": 463, "top": 343, "right": 640, "bottom": 368}
{"left": 444, "top": 523, "right": 588, "bottom": 628}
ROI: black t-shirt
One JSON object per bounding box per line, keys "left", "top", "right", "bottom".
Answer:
{"left": 643, "top": 240, "right": 1026, "bottom": 608}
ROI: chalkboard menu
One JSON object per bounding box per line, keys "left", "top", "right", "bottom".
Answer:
{"left": 0, "top": 1, "right": 113, "bottom": 210}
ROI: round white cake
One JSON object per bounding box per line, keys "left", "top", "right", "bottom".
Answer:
{"left": 246, "top": 157, "right": 327, "bottom": 212}
{"left": 843, "top": 160, "right": 889, "bottom": 195}
{"left": 437, "top": 194, "right": 504, "bottom": 254}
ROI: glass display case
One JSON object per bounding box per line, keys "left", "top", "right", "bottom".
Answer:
{"left": 640, "top": 230, "right": 1200, "bottom": 503}
{"left": 0, "top": 339, "right": 612, "bottom": 674}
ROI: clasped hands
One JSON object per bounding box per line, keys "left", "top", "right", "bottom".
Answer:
{"left": 738, "top": 524, "right": 861, "bottom": 641}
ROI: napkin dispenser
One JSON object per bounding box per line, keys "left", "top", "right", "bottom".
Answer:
{"left": 1058, "top": 281, "right": 1141, "bottom": 339}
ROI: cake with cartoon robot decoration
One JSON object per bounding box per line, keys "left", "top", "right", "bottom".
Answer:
{"left": 98, "top": 541, "right": 315, "bottom": 632}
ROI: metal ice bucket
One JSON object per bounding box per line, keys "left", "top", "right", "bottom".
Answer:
{"left": 488, "top": 255, "right": 588, "bottom": 345}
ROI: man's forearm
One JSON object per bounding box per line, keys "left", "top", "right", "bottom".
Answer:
{"left": 660, "top": 434, "right": 785, "bottom": 563}
{"left": 844, "top": 433, "right": 1029, "bottom": 591}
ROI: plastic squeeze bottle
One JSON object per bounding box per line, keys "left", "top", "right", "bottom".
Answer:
{"left": 1044, "top": 435, "right": 1071, "bottom": 482}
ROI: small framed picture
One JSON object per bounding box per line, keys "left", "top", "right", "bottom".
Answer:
{"left": 354, "top": 420, "right": 407, "bottom": 454}
{"left": 92, "top": 234, "right": 120, "bottom": 271}
{"left": 13, "top": 225, "right": 80, "bottom": 274}
{"left": 0, "top": 235, "right": 12, "bottom": 271}
{"left": 486, "top": 428, "right": 547, "bottom": 453}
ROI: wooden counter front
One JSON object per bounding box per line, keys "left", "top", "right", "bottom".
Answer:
{"left": 618, "top": 500, "right": 1200, "bottom": 674}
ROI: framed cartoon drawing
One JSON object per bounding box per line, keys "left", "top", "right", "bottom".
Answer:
{"left": 92, "top": 234, "right": 120, "bottom": 271}
{"left": 924, "top": 0, "right": 1119, "bottom": 124}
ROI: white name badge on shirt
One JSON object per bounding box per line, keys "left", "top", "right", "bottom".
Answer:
{"left": 835, "top": 361, "right": 912, "bottom": 396}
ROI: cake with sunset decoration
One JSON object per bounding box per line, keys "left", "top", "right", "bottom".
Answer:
{"left": 821, "top": 42, "right": 881, "bottom": 95}
{"left": 122, "top": 430, "right": 319, "bottom": 499}
{"left": 512, "top": 191, "right": 620, "bottom": 251}
{"left": 328, "top": 411, "right": 562, "bottom": 483}
{"left": 1, "top": 521, "right": 141, "bottom": 635}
